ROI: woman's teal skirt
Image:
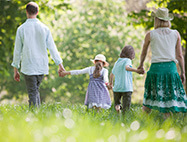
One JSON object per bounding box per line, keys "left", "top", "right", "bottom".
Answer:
{"left": 143, "top": 61, "right": 187, "bottom": 113}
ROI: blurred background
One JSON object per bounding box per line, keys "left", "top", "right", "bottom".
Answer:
{"left": 0, "top": 0, "right": 186, "bottom": 105}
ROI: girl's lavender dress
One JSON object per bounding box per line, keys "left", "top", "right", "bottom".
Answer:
{"left": 84, "top": 74, "right": 111, "bottom": 109}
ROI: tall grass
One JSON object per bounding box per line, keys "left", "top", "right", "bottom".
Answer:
{"left": 0, "top": 103, "right": 186, "bottom": 142}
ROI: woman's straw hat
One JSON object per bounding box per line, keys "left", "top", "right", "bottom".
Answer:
{"left": 151, "top": 8, "right": 174, "bottom": 21}
{"left": 90, "top": 54, "right": 109, "bottom": 67}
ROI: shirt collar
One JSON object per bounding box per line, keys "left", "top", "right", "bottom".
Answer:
{"left": 26, "top": 18, "right": 39, "bottom": 22}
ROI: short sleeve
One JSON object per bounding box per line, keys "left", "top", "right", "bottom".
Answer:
{"left": 126, "top": 59, "right": 132, "bottom": 66}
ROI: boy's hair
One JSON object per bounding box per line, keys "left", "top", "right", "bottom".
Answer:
{"left": 26, "top": 2, "right": 39, "bottom": 15}
{"left": 93, "top": 61, "right": 103, "bottom": 78}
{"left": 120, "top": 45, "right": 135, "bottom": 60}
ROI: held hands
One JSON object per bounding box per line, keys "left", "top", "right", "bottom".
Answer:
{"left": 58, "top": 64, "right": 66, "bottom": 77}
{"left": 137, "top": 65, "right": 145, "bottom": 74}
{"left": 107, "top": 83, "right": 113, "bottom": 90}
{"left": 59, "top": 71, "right": 70, "bottom": 77}
{"left": 137, "top": 68, "right": 145, "bottom": 74}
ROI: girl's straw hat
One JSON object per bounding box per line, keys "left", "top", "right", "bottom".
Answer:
{"left": 151, "top": 8, "right": 174, "bottom": 21}
{"left": 90, "top": 54, "right": 109, "bottom": 67}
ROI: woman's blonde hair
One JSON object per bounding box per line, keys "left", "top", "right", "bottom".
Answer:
{"left": 93, "top": 61, "right": 103, "bottom": 78}
{"left": 154, "top": 17, "right": 171, "bottom": 29}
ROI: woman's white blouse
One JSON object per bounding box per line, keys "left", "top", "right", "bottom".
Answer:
{"left": 150, "top": 27, "right": 178, "bottom": 63}
{"left": 70, "top": 66, "right": 109, "bottom": 83}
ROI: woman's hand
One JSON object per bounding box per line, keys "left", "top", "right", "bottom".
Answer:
{"left": 180, "top": 73, "right": 186, "bottom": 83}
{"left": 137, "top": 68, "right": 145, "bottom": 74}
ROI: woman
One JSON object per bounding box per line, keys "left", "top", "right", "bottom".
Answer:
{"left": 138, "top": 8, "right": 187, "bottom": 117}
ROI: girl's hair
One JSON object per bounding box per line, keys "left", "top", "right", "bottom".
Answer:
{"left": 93, "top": 61, "right": 103, "bottom": 78}
{"left": 154, "top": 17, "right": 171, "bottom": 29}
{"left": 120, "top": 45, "right": 135, "bottom": 60}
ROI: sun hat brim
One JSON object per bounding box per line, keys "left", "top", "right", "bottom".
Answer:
{"left": 90, "top": 59, "right": 109, "bottom": 67}
{"left": 151, "top": 11, "right": 174, "bottom": 21}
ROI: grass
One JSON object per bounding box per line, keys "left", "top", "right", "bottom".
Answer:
{"left": 0, "top": 103, "right": 186, "bottom": 142}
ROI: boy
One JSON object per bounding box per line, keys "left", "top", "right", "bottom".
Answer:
{"left": 109, "top": 46, "right": 144, "bottom": 113}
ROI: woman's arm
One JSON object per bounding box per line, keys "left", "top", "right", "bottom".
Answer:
{"left": 138, "top": 32, "right": 150, "bottom": 69}
{"left": 176, "top": 31, "right": 185, "bottom": 83}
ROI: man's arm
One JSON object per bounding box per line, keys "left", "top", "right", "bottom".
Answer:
{"left": 46, "top": 30, "right": 63, "bottom": 66}
{"left": 11, "top": 28, "right": 23, "bottom": 69}
{"left": 11, "top": 28, "right": 23, "bottom": 82}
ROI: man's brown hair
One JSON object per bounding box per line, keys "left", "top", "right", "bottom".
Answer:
{"left": 120, "top": 45, "right": 135, "bottom": 60}
{"left": 26, "top": 2, "right": 39, "bottom": 15}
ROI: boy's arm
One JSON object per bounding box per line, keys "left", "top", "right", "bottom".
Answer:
{"left": 126, "top": 65, "right": 144, "bottom": 74}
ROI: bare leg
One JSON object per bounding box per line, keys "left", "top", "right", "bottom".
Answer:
{"left": 163, "top": 112, "right": 173, "bottom": 119}
{"left": 142, "top": 105, "right": 151, "bottom": 113}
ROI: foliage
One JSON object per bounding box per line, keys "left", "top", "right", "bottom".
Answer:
{"left": 0, "top": 103, "right": 186, "bottom": 142}
{"left": 128, "top": 0, "right": 187, "bottom": 45}
{"left": 0, "top": 0, "right": 145, "bottom": 103}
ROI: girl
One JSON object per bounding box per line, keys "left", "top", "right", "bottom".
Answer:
{"left": 138, "top": 8, "right": 187, "bottom": 118}
{"left": 61, "top": 54, "right": 111, "bottom": 110}
{"left": 110, "top": 45, "right": 144, "bottom": 113}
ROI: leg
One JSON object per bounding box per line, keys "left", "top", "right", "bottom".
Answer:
{"left": 24, "top": 74, "right": 43, "bottom": 108}
{"left": 113, "top": 92, "right": 122, "bottom": 113}
{"left": 36, "top": 75, "right": 44, "bottom": 106}
{"left": 122, "top": 92, "right": 132, "bottom": 113}
{"left": 163, "top": 112, "right": 173, "bottom": 119}
{"left": 142, "top": 105, "right": 151, "bottom": 113}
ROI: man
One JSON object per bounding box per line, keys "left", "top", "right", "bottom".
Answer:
{"left": 11, "top": 2, "right": 65, "bottom": 107}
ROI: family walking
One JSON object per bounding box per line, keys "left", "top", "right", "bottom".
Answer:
{"left": 12, "top": 2, "right": 187, "bottom": 117}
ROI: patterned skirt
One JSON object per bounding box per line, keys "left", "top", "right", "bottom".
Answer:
{"left": 85, "top": 74, "right": 111, "bottom": 109}
{"left": 143, "top": 62, "right": 187, "bottom": 113}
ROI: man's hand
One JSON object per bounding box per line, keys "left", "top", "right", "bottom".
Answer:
{"left": 58, "top": 64, "right": 66, "bottom": 77}
{"left": 14, "top": 68, "right": 20, "bottom": 82}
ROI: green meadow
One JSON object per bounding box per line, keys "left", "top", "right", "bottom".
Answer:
{"left": 0, "top": 103, "right": 186, "bottom": 142}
